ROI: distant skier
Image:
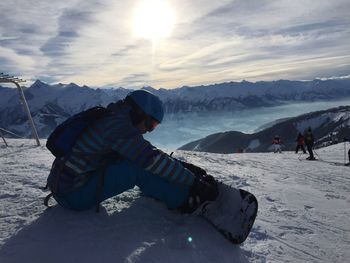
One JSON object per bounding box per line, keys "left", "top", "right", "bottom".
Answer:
{"left": 46, "top": 90, "right": 218, "bottom": 213}
{"left": 295, "top": 132, "right": 306, "bottom": 154}
{"left": 304, "top": 128, "right": 315, "bottom": 160}
{"left": 345, "top": 137, "right": 350, "bottom": 166}
{"left": 272, "top": 135, "right": 282, "bottom": 153}
{"left": 236, "top": 147, "right": 243, "bottom": 153}
{"left": 330, "top": 132, "right": 338, "bottom": 144}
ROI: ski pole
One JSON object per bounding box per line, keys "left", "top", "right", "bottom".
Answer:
{"left": 313, "top": 148, "right": 322, "bottom": 161}
{"left": 298, "top": 152, "right": 303, "bottom": 161}
{"left": 0, "top": 130, "right": 8, "bottom": 147}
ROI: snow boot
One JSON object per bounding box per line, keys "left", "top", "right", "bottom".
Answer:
{"left": 306, "top": 156, "right": 316, "bottom": 160}
{"left": 179, "top": 176, "right": 218, "bottom": 214}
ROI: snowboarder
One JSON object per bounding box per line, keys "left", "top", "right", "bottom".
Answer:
{"left": 304, "top": 128, "right": 315, "bottom": 160}
{"left": 295, "top": 132, "right": 306, "bottom": 154}
{"left": 272, "top": 135, "right": 282, "bottom": 153}
{"left": 46, "top": 90, "right": 218, "bottom": 213}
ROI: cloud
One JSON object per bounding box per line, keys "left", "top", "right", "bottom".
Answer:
{"left": 117, "top": 73, "right": 151, "bottom": 88}
{"left": 0, "top": 46, "right": 36, "bottom": 70}
{"left": 111, "top": 45, "right": 138, "bottom": 57}
{"left": 154, "top": 0, "right": 350, "bottom": 86}
{"left": 39, "top": 2, "right": 101, "bottom": 57}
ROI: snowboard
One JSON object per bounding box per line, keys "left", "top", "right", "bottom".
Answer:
{"left": 197, "top": 182, "right": 258, "bottom": 244}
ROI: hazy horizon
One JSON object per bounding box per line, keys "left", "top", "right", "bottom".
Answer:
{"left": 145, "top": 98, "right": 350, "bottom": 150}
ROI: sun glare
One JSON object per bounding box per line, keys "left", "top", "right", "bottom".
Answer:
{"left": 132, "top": 0, "right": 175, "bottom": 40}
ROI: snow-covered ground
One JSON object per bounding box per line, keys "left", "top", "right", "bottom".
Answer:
{"left": 0, "top": 139, "right": 349, "bottom": 263}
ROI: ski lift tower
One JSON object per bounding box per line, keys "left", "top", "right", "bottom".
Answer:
{"left": 0, "top": 73, "right": 40, "bottom": 146}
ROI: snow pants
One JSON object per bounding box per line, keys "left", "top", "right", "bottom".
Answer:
{"left": 306, "top": 145, "right": 314, "bottom": 159}
{"left": 273, "top": 144, "right": 282, "bottom": 153}
{"left": 54, "top": 159, "right": 190, "bottom": 211}
{"left": 295, "top": 144, "right": 306, "bottom": 153}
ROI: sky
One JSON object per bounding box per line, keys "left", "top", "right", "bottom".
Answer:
{"left": 1, "top": 0, "right": 350, "bottom": 89}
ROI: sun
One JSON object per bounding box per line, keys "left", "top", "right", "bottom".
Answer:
{"left": 132, "top": 0, "right": 175, "bottom": 40}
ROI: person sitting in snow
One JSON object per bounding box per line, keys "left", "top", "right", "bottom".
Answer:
{"left": 46, "top": 90, "right": 218, "bottom": 213}
{"left": 304, "top": 128, "right": 315, "bottom": 160}
{"left": 272, "top": 135, "right": 282, "bottom": 153}
{"left": 295, "top": 132, "right": 306, "bottom": 154}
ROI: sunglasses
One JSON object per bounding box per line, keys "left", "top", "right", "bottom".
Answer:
{"left": 145, "top": 117, "right": 159, "bottom": 132}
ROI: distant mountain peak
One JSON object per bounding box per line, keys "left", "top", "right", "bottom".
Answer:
{"left": 142, "top": 86, "right": 156, "bottom": 92}
{"left": 30, "top": 80, "right": 51, "bottom": 90}
{"left": 64, "top": 83, "right": 81, "bottom": 89}
{"left": 33, "top": 79, "right": 44, "bottom": 85}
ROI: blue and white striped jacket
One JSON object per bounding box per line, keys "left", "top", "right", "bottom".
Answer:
{"left": 63, "top": 100, "right": 195, "bottom": 189}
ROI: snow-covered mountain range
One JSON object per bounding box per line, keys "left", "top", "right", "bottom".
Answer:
{"left": 179, "top": 106, "right": 350, "bottom": 153}
{"left": 1, "top": 78, "right": 350, "bottom": 138}
{"left": 153, "top": 78, "right": 350, "bottom": 112}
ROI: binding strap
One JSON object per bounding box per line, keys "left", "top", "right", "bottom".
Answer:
{"left": 43, "top": 157, "right": 67, "bottom": 208}
{"left": 44, "top": 193, "right": 54, "bottom": 208}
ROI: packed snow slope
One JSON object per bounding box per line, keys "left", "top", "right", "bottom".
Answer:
{"left": 0, "top": 139, "right": 349, "bottom": 263}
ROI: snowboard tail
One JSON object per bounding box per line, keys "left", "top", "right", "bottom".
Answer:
{"left": 198, "top": 183, "right": 258, "bottom": 244}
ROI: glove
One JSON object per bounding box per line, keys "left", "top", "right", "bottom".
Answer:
{"left": 201, "top": 174, "right": 216, "bottom": 186}
{"left": 180, "top": 177, "right": 219, "bottom": 213}
{"left": 179, "top": 160, "right": 215, "bottom": 185}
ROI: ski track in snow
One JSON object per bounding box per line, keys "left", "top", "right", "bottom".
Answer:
{"left": 0, "top": 139, "right": 350, "bottom": 263}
